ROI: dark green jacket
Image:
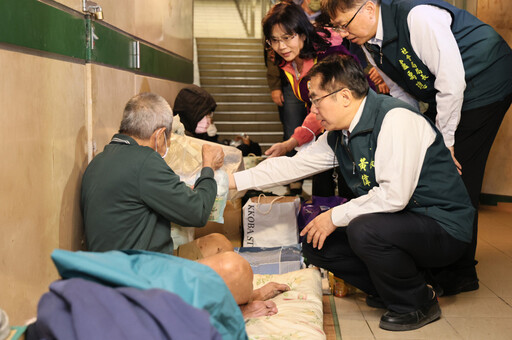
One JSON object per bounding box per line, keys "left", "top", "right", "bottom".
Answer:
{"left": 365, "top": 0, "right": 512, "bottom": 111}
{"left": 327, "top": 90, "right": 474, "bottom": 242}
{"left": 81, "top": 134, "right": 217, "bottom": 253}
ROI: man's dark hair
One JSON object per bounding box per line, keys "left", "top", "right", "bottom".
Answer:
{"left": 308, "top": 54, "right": 369, "bottom": 98}
{"left": 262, "top": 1, "right": 331, "bottom": 66}
{"left": 323, "top": 0, "right": 380, "bottom": 19}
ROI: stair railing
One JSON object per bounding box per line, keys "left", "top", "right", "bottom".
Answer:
{"left": 234, "top": 0, "right": 256, "bottom": 37}
{"left": 234, "top": 0, "right": 277, "bottom": 37}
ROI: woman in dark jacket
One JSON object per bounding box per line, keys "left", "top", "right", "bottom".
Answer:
{"left": 173, "top": 85, "right": 261, "bottom": 156}
{"left": 173, "top": 85, "right": 218, "bottom": 143}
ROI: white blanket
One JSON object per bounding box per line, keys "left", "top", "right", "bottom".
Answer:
{"left": 246, "top": 268, "right": 325, "bottom": 340}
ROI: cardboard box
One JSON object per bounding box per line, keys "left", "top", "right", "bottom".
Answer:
{"left": 195, "top": 198, "right": 242, "bottom": 248}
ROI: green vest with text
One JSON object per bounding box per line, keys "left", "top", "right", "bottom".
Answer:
{"left": 327, "top": 90, "right": 474, "bottom": 242}
{"left": 365, "top": 0, "right": 512, "bottom": 111}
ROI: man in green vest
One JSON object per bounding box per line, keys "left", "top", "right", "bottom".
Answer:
{"left": 322, "top": 0, "right": 512, "bottom": 297}
{"left": 230, "top": 55, "right": 474, "bottom": 330}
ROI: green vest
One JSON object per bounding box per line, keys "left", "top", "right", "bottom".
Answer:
{"left": 365, "top": 0, "right": 512, "bottom": 111}
{"left": 327, "top": 90, "right": 474, "bottom": 242}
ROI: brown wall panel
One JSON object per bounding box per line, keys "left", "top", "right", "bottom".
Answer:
{"left": 478, "top": 0, "right": 512, "bottom": 196}
{"left": 0, "top": 49, "right": 86, "bottom": 324}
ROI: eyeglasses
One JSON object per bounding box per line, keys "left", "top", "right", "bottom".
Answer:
{"left": 331, "top": 1, "right": 368, "bottom": 34}
{"left": 266, "top": 33, "right": 297, "bottom": 48}
{"left": 310, "top": 88, "right": 345, "bottom": 107}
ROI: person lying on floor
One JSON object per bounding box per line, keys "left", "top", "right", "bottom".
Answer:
{"left": 229, "top": 55, "right": 475, "bottom": 331}
{"left": 81, "top": 92, "right": 289, "bottom": 318}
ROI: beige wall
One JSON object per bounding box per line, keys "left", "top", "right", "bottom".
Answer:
{"left": 478, "top": 0, "right": 512, "bottom": 196}
{"left": 0, "top": 49, "right": 86, "bottom": 324}
{"left": 0, "top": 0, "right": 192, "bottom": 325}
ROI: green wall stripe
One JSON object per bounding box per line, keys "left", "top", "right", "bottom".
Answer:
{"left": 1, "top": 0, "right": 192, "bottom": 83}
{"left": 1, "top": 0, "right": 86, "bottom": 59}
{"left": 89, "top": 20, "right": 135, "bottom": 70}
{"left": 90, "top": 21, "right": 193, "bottom": 83}
{"left": 139, "top": 43, "right": 193, "bottom": 84}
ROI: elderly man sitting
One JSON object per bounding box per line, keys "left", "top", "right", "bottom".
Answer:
{"left": 81, "top": 92, "right": 288, "bottom": 318}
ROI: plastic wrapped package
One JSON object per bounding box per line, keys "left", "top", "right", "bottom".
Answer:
{"left": 165, "top": 134, "right": 244, "bottom": 200}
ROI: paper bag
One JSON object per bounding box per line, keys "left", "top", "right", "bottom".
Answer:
{"left": 242, "top": 195, "right": 300, "bottom": 247}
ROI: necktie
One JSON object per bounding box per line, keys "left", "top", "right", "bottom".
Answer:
{"left": 365, "top": 42, "right": 382, "bottom": 64}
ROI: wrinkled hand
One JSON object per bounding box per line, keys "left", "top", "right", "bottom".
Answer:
{"left": 300, "top": 210, "right": 336, "bottom": 250}
{"left": 447, "top": 145, "right": 462, "bottom": 175}
{"left": 252, "top": 282, "right": 290, "bottom": 301}
{"left": 271, "top": 89, "right": 284, "bottom": 106}
{"left": 240, "top": 300, "right": 278, "bottom": 319}
{"left": 202, "top": 144, "right": 224, "bottom": 170}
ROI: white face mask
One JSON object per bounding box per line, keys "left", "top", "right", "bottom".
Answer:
{"left": 206, "top": 122, "right": 217, "bottom": 137}
{"left": 195, "top": 115, "right": 211, "bottom": 134}
{"left": 155, "top": 129, "right": 169, "bottom": 158}
{"left": 162, "top": 144, "right": 169, "bottom": 158}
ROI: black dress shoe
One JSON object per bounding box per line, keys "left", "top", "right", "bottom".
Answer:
{"left": 379, "top": 291, "right": 441, "bottom": 331}
{"left": 366, "top": 295, "right": 386, "bottom": 309}
{"left": 434, "top": 269, "right": 479, "bottom": 296}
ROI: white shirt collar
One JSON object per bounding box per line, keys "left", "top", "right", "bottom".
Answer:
{"left": 343, "top": 96, "right": 367, "bottom": 136}
{"left": 368, "top": 7, "right": 383, "bottom": 47}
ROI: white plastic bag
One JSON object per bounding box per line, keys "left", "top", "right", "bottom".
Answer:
{"left": 170, "top": 223, "right": 195, "bottom": 250}
{"left": 208, "top": 169, "right": 229, "bottom": 223}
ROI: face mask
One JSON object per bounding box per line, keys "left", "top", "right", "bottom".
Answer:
{"left": 195, "top": 115, "right": 211, "bottom": 134}
{"left": 155, "top": 129, "right": 169, "bottom": 158}
{"left": 162, "top": 144, "right": 169, "bottom": 158}
{"left": 308, "top": 0, "right": 321, "bottom": 12}
{"left": 206, "top": 122, "right": 217, "bottom": 137}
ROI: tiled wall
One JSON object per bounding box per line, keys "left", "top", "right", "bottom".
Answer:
{"left": 0, "top": 0, "right": 192, "bottom": 325}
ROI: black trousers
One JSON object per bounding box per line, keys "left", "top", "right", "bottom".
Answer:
{"left": 427, "top": 93, "right": 512, "bottom": 277}
{"left": 303, "top": 212, "right": 467, "bottom": 313}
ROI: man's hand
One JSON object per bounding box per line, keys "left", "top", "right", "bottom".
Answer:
{"left": 378, "top": 83, "right": 390, "bottom": 94}
{"left": 202, "top": 144, "right": 224, "bottom": 170}
{"left": 271, "top": 89, "right": 284, "bottom": 107}
{"left": 447, "top": 145, "right": 462, "bottom": 175}
{"left": 264, "top": 138, "right": 298, "bottom": 158}
{"left": 300, "top": 210, "right": 336, "bottom": 250}
{"left": 368, "top": 67, "right": 390, "bottom": 94}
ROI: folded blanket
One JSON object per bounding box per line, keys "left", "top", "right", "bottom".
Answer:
{"left": 50, "top": 249, "right": 247, "bottom": 340}
{"left": 26, "top": 278, "right": 221, "bottom": 340}
{"left": 235, "top": 244, "right": 303, "bottom": 275}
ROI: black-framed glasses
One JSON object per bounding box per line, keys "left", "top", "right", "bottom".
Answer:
{"left": 310, "top": 88, "right": 345, "bottom": 107}
{"left": 332, "top": 0, "right": 368, "bottom": 34}
{"left": 265, "top": 33, "right": 298, "bottom": 48}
